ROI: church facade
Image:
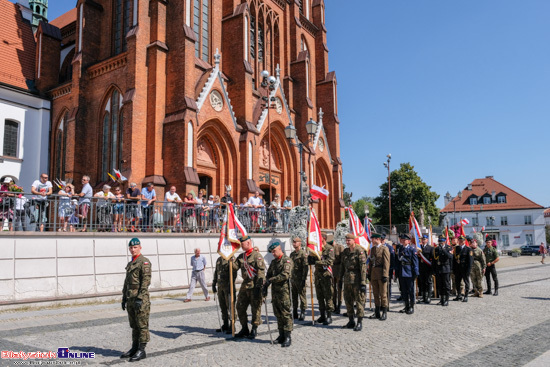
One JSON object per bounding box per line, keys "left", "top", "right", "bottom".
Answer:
{"left": 41, "top": 0, "right": 343, "bottom": 228}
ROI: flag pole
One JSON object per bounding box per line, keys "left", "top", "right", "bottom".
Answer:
{"left": 369, "top": 282, "right": 372, "bottom": 309}
{"left": 229, "top": 255, "right": 235, "bottom": 337}
{"left": 309, "top": 265, "right": 315, "bottom": 325}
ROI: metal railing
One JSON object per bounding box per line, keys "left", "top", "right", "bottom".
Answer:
{"left": 0, "top": 192, "right": 293, "bottom": 234}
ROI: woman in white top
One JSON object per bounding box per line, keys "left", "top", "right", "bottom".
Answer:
{"left": 94, "top": 185, "right": 115, "bottom": 232}
{"left": 57, "top": 184, "right": 74, "bottom": 232}
{"left": 269, "top": 194, "right": 282, "bottom": 232}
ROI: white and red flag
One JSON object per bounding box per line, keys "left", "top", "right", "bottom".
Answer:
{"left": 307, "top": 208, "right": 323, "bottom": 259}
{"left": 114, "top": 169, "right": 127, "bottom": 182}
{"left": 310, "top": 185, "right": 329, "bottom": 201}
{"left": 461, "top": 218, "right": 470, "bottom": 226}
{"left": 217, "top": 204, "right": 246, "bottom": 260}
{"left": 409, "top": 211, "right": 431, "bottom": 266}
{"left": 347, "top": 206, "right": 371, "bottom": 255}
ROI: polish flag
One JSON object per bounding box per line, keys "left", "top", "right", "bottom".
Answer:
{"left": 461, "top": 218, "right": 470, "bottom": 226}
{"left": 114, "top": 169, "right": 127, "bottom": 182}
{"left": 307, "top": 208, "right": 323, "bottom": 259}
{"left": 347, "top": 206, "right": 370, "bottom": 255}
{"left": 217, "top": 204, "right": 246, "bottom": 260}
{"left": 310, "top": 185, "right": 329, "bottom": 201}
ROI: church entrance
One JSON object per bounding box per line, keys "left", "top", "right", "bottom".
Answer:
{"left": 199, "top": 175, "right": 212, "bottom": 197}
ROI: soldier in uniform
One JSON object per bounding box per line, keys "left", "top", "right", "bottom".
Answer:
{"left": 382, "top": 233, "right": 395, "bottom": 302}
{"left": 483, "top": 238, "right": 500, "bottom": 296}
{"left": 262, "top": 241, "right": 293, "bottom": 347}
{"left": 341, "top": 234, "right": 367, "bottom": 331}
{"left": 289, "top": 237, "right": 308, "bottom": 321}
{"left": 367, "top": 233, "right": 390, "bottom": 321}
{"left": 397, "top": 234, "right": 419, "bottom": 315}
{"left": 332, "top": 240, "right": 345, "bottom": 315}
{"left": 450, "top": 233, "right": 461, "bottom": 296}
{"left": 417, "top": 234, "right": 434, "bottom": 304}
{"left": 395, "top": 235, "right": 405, "bottom": 301}
{"left": 121, "top": 237, "right": 151, "bottom": 362}
{"left": 433, "top": 236, "right": 453, "bottom": 306}
{"left": 308, "top": 233, "right": 335, "bottom": 325}
{"left": 212, "top": 255, "right": 238, "bottom": 333}
{"left": 453, "top": 235, "right": 474, "bottom": 302}
{"left": 470, "top": 238, "right": 486, "bottom": 297}
{"left": 235, "top": 235, "right": 266, "bottom": 339}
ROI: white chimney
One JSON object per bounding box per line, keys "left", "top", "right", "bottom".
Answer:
{"left": 17, "top": 1, "right": 33, "bottom": 23}
{"left": 467, "top": 184, "right": 472, "bottom": 190}
{"left": 492, "top": 190, "right": 496, "bottom": 201}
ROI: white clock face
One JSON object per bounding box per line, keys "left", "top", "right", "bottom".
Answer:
{"left": 210, "top": 90, "right": 223, "bottom": 112}
{"left": 275, "top": 97, "right": 283, "bottom": 114}
{"left": 319, "top": 138, "right": 325, "bottom": 152}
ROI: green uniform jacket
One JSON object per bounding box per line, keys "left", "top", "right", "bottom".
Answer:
{"left": 314, "top": 244, "right": 335, "bottom": 276}
{"left": 290, "top": 249, "right": 308, "bottom": 285}
{"left": 267, "top": 254, "right": 293, "bottom": 292}
{"left": 341, "top": 246, "right": 367, "bottom": 286}
{"left": 236, "top": 250, "right": 266, "bottom": 290}
{"left": 123, "top": 254, "right": 152, "bottom": 301}
{"left": 213, "top": 257, "right": 238, "bottom": 287}
{"left": 472, "top": 247, "right": 486, "bottom": 271}
{"left": 483, "top": 246, "right": 499, "bottom": 265}
{"left": 368, "top": 244, "right": 390, "bottom": 280}
{"left": 332, "top": 244, "right": 345, "bottom": 279}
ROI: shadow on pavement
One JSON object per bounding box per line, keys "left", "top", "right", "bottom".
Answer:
{"left": 522, "top": 296, "right": 550, "bottom": 301}
{"left": 69, "top": 345, "right": 121, "bottom": 358}
{"left": 150, "top": 329, "right": 183, "bottom": 339}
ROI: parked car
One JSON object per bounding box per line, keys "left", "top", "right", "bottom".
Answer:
{"left": 520, "top": 245, "right": 541, "bottom": 256}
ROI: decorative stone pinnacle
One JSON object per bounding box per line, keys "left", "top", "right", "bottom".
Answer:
{"left": 318, "top": 107, "right": 324, "bottom": 122}
{"left": 214, "top": 49, "right": 221, "bottom": 67}
{"left": 276, "top": 64, "right": 280, "bottom": 79}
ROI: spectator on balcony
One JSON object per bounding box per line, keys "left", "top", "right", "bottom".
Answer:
{"left": 164, "top": 186, "right": 182, "bottom": 231}
{"left": 282, "top": 195, "right": 292, "bottom": 232}
{"left": 77, "top": 175, "right": 93, "bottom": 232}
{"left": 247, "top": 191, "right": 264, "bottom": 232}
{"left": 113, "top": 187, "right": 125, "bottom": 232}
{"left": 95, "top": 185, "right": 115, "bottom": 232}
{"left": 269, "top": 194, "right": 282, "bottom": 232}
{"left": 183, "top": 192, "right": 197, "bottom": 232}
{"left": 140, "top": 183, "right": 156, "bottom": 232}
{"left": 125, "top": 183, "right": 141, "bottom": 232}
{"left": 57, "top": 183, "right": 74, "bottom": 232}
{"left": 212, "top": 195, "right": 221, "bottom": 231}
{"left": 31, "top": 173, "right": 53, "bottom": 232}
{"left": 199, "top": 197, "right": 210, "bottom": 232}
{"left": 0, "top": 178, "right": 14, "bottom": 230}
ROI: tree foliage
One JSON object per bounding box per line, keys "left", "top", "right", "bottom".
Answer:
{"left": 373, "top": 163, "right": 440, "bottom": 226}
{"left": 352, "top": 196, "right": 376, "bottom": 223}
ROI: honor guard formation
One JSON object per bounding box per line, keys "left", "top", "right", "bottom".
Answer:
{"left": 120, "top": 230, "right": 499, "bottom": 358}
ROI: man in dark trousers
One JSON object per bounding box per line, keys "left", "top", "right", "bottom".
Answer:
{"left": 433, "top": 236, "right": 453, "bottom": 306}
{"left": 453, "top": 235, "right": 474, "bottom": 302}
{"left": 397, "top": 234, "right": 419, "bottom": 314}
{"left": 382, "top": 234, "right": 395, "bottom": 302}
{"left": 417, "top": 234, "right": 434, "bottom": 304}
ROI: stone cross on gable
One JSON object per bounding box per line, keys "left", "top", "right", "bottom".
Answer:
{"left": 214, "top": 48, "right": 221, "bottom": 67}
{"left": 276, "top": 64, "right": 280, "bottom": 79}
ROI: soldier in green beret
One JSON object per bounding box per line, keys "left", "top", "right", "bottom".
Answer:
{"left": 121, "top": 237, "right": 151, "bottom": 362}
{"left": 263, "top": 241, "right": 293, "bottom": 347}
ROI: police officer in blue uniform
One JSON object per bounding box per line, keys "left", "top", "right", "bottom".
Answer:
{"left": 453, "top": 235, "right": 474, "bottom": 302}
{"left": 382, "top": 233, "right": 395, "bottom": 301}
{"left": 397, "top": 234, "right": 419, "bottom": 314}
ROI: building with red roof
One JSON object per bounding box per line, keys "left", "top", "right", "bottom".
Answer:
{"left": 441, "top": 176, "right": 546, "bottom": 250}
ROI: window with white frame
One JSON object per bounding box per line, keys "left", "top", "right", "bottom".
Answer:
{"left": 497, "top": 195, "right": 506, "bottom": 203}
{"left": 500, "top": 216, "right": 508, "bottom": 226}
{"left": 486, "top": 216, "right": 495, "bottom": 226}
{"left": 3, "top": 119, "right": 19, "bottom": 157}
{"left": 483, "top": 196, "right": 491, "bottom": 204}
{"left": 524, "top": 215, "right": 532, "bottom": 225}
{"left": 525, "top": 233, "right": 533, "bottom": 246}
{"left": 501, "top": 234, "right": 509, "bottom": 247}
{"left": 470, "top": 197, "right": 478, "bottom": 205}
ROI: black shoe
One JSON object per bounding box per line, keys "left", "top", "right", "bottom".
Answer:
{"left": 293, "top": 309, "right": 299, "bottom": 320}
{"left": 217, "top": 320, "right": 229, "bottom": 333}
{"left": 353, "top": 318, "right": 363, "bottom": 331}
{"left": 462, "top": 296, "right": 468, "bottom": 302}
{"left": 129, "top": 343, "right": 146, "bottom": 362}
{"left": 425, "top": 294, "right": 431, "bottom": 304}
{"left": 342, "top": 312, "right": 348, "bottom": 317}
{"left": 369, "top": 306, "right": 380, "bottom": 319}
{"left": 316, "top": 312, "right": 326, "bottom": 324}
{"left": 281, "top": 331, "right": 291, "bottom": 347}
{"left": 247, "top": 326, "right": 258, "bottom": 339}
{"left": 343, "top": 317, "right": 355, "bottom": 329}
{"left": 483, "top": 290, "right": 491, "bottom": 295}
{"left": 396, "top": 296, "right": 403, "bottom": 301}
{"left": 275, "top": 330, "right": 284, "bottom": 344}
{"left": 443, "top": 295, "right": 449, "bottom": 307}
{"left": 334, "top": 305, "right": 341, "bottom": 315}
{"left": 399, "top": 307, "right": 408, "bottom": 313}
{"left": 120, "top": 341, "right": 138, "bottom": 358}
{"left": 235, "top": 325, "right": 250, "bottom": 338}
{"left": 406, "top": 306, "right": 414, "bottom": 315}
{"left": 323, "top": 312, "right": 332, "bottom": 325}
{"left": 298, "top": 310, "right": 305, "bottom": 321}
{"left": 453, "top": 296, "right": 462, "bottom": 301}
{"left": 379, "top": 307, "right": 387, "bottom": 321}
{"left": 493, "top": 290, "right": 498, "bottom": 296}
{"left": 437, "top": 297, "right": 443, "bottom": 305}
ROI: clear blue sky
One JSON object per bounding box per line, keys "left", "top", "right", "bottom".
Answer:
{"left": 35, "top": 1, "right": 550, "bottom": 209}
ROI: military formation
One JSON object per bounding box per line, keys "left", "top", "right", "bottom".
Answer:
{"left": 120, "top": 230, "right": 500, "bottom": 356}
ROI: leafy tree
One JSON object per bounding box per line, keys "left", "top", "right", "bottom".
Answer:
{"left": 352, "top": 196, "right": 376, "bottom": 223}
{"left": 373, "top": 162, "right": 440, "bottom": 226}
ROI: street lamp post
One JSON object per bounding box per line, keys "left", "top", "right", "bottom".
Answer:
{"left": 260, "top": 70, "right": 277, "bottom": 202}
{"left": 383, "top": 154, "right": 392, "bottom": 233}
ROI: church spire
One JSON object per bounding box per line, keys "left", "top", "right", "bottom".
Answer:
{"left": 29, "top": 0, "right": 48, "bottom": 26}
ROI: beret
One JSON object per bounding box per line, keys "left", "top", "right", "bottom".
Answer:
{"left": 240, "top": 235, "right": 251, "bottom": 243}
{"left": 371, "top": 233, "right": 382, "bottom": 239}
{"left": 129, "top": 237, "right": 141, "bottom": 247}
{"left": 268, "top": 241, "right": 280, "bottom": 253}
{"left": 345, "top": 233, "right": 356, "bottom": 240}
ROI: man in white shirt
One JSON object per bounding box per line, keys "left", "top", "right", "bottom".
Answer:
{"left": 164, "top": 186, "right": 181, "bottom": 230}
{"left": 31, "top": 173, "right": 53, "bottom": 232}
{"left": 247, "top": 191, "right": 264, "bottom": 232}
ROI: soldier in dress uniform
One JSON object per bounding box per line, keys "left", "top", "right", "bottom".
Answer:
{"left": 395, "top": 235, "right": 405, "bottom": 301}
{"left": 453, "top": 235, "right": 474, "bottom": 302}
{"left": 450, "top": 233, "right": 461, "bottom": 296}
{"left": 341, "top": 234, "right": 367, "bottom": 331}
{"left": 470, "top": 238, "right": 486, "bottom": 297}
{"left": 433, "top": 235, "right": 453, "bottom": 306}
{"left": 212, "top": 255, "right": 238, "bottom": 334}
{"left": 121, "top": 237, "right": 151, "bottom": 362}
{"left": 367, "top": 233, "right": 390, "bottom": 321}
{"left": 332, "top": 240, "right": 345, "bottom": 315}
{"left": 417, "top": 234, "right": 434, "bottom": 304}
{"left": 263, "top": 241, "right": 293, "bottom": 347}
{"left": 308, "top": 233, "right": 335, "bottom": 325}
{"left": 397, "top": 234, "right": 419, "bottom": 315}
{"left": 382, "top": 234, "right": 395, "bottom": 302}
{"left": 235, "top": 235, "right": 266, "bottom": 339}
{"left": 483, "top": 238, "right": 500, "bottom": 296}
{"left": 289, "top": 236, "right": 308, "bottom": 321}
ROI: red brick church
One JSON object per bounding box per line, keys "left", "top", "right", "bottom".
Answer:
{"left": 35, "top": 0, "right": 343, "bottom": 228}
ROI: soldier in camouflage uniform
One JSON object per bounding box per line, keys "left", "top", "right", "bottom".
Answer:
{"left": 332, "top": 240, "right": 345, "bottom": 315}
{"left": 470, "top": 238, "right": 486, "bottom": 297}
{"left": 121, "top": 237, "right": 151, "bottom": 362}
{"left": 212, "top": 256, "right": 238, "bottom": 334}
{"left": 289, "top": 237, "right": 308, "bottom": 321}
{"left": 235, "top": 235, "right": 266, "bottom": 339}
{"left": 341, "top": 233, "right": 367, "bottom": 331}
{"left": 308, "top": 233, "right": 335, "bottom": 325}
{"left": 263, "top": 241, "right": 293, "bottom": 347}
{"left": 483, "top": 238, "right": 499, "bottom": 296}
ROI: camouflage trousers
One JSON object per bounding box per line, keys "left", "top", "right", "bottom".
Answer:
{"left": 236, "top": 287, "right": 262, "bottom": 327}
{"left": 471, "top": 266, "right": 484, "bottom": 294}
{"left": 127, "top": 297, "right": 150, "bottom": 343}
{"left": 291, "top": 280, "right": 307, "bottom": 311}
{"left": 343, "top": 283, "right": 365, "bottom": 318}
{"left": 218, "top": 283, "right": 235, "bottom": 322}
{"left": 272, "top": 286, "right": 293, "bottom": 332}
{"left": 314, "top": 272, "right": 334, "bottom": 313}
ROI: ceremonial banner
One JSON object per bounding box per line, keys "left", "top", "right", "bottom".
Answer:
{"left": 347, "top": 206, "right": 371, "bottom": 254}
{"left": 310, "top": 185, "right": 329, "bottom": 201}
{"left": 114, "top": 169, "right": 128, "bottom": 182}
{"left": 409, "top": 211, "right": 431, "bottom": 265}
{"left": 217, "top": 204, "right": 246, "bottom": 260}
{"left": 307, "top": 208, "right": 323, "bottom": 259}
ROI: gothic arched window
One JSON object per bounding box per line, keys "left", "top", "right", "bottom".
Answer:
{"left": 113, "top": 0, "right": 131, "bottom": 55}
{"left": 100, "top": 89, "right": 123, "bottom": 181}
{"left": 193, "top": 0, "right": 210, "bottom": 62}
{"left": 54, "top": 113, "right": 68, "bottom": 180}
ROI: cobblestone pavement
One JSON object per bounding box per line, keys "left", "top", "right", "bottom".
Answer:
{"left": 0, "top": 258, "right": 549, "bottom": 366}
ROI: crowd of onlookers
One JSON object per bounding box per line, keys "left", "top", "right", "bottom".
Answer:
{"left": 0, "top": 174, "right": 293, "bottom": 233}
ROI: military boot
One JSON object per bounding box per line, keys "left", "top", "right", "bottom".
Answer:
{"left": 281, "top": 331, "right": 291, "bottom": 347}
{"left": 275, "top": 329, "right": 285, "bottom": 344}
{"left": 323, "top": 312, "right": 332, "bottom": 325}
{"left": 483, "top": 289, "right": 492, "bottom": 295}
{"left": 443, "top": 295, "right": 449, "bottom": 307}
{"left": 493, "top": 289, "right": 498, "bottom": 296}
{"left": 437, "top": 295, "right": 444, "bottom": 305}
{"left": 298, "top": 309, "right": 305, "bottom": 321}
{"left": 353, "top": 317, "right": 363, "bottom": 331}
{"left": 129, "top": 343, "right": 146, "bottom": 362}
{"left": 426, "top": 291, "right": 431, "bottom": 304}
{"left": 293, "top": 308, "right": 299, "bottom": 320}
{"left": 334, "top": 304, "right": 341, "bottom": 315}
{"left": 120, "top": 340, "right": 138, "bottom": 358}
{"left": 399, "top": 301, "right": 409, "bottom": 313}
{"left": 406, "top": 305, "right": 414, "bottom": 315}
{"left": 343, "top": 315, "right": 355, "bottom": 329}
{"left": 462, "top": 295, "right": 468, "bottom": 302}
{"left": 379, "top": 307, "right": 387, "bottom": 321}
{"left": 369, "top": 306, "right": 380, "bottom": 319}
{"left": 247, "top": 325, "right": 258, "bottom": 339}
{"left": 417, "top": 292, "right": 424, "bottom": 304}
{"left": 316, "top": 311, "right": 326, "bottom": 324}
{"left": 217, "top": 319, "right": 229, "bottom": 333}
{"left": 234, "top": 325, "right": 250, "bottom": 338}
{"left": 453, "top": 295, "right": 463, "bottom": 301}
